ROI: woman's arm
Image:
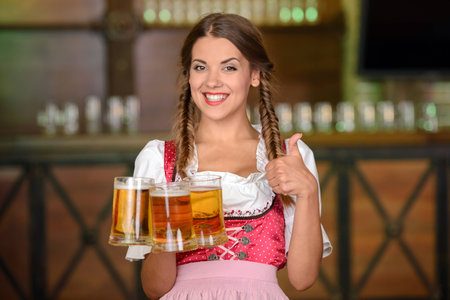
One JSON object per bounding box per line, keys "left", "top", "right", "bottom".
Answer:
{"left": 285, "top": 190, "right": 322, "bottom": 291}
{"left": 141, "top": 252, "right": 177, "bottom": 299}
{"left": 265, "top": 133, "right": 323, "bottom": 291}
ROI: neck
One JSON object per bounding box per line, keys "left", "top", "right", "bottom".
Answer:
{"left": 195, "top": 116, "right": 258, "bottom": 143}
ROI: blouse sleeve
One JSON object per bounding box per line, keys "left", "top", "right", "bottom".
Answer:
{"left": 125, "top": 140, "right": 166, "bottom": 261}
{"left": 283, "top": 139, "right": 332, "bottom": 258}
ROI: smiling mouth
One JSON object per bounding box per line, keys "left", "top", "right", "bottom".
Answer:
{"left": 203, "top": 93, "right": 229, "bottom": 106}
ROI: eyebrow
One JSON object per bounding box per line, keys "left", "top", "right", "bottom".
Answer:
{"left": 191, "top": 57, "right": 241, "bottom": 64}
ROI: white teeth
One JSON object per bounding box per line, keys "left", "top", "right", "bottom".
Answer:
{"left": 204, "top": 94, "right": 228, "bottom": 102}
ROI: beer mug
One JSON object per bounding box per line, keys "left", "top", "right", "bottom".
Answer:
{"left": 109, "top": 177, "right": 154, "bottom": 246}
{"left": 186, "top": 175, "right": 228, "bottom": 247}
{"left": 150, "top": 181, "right": 198, "bottom": 252}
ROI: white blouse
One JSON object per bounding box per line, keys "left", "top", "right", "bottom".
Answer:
{"left": 126, "top": 128, "right": 332, "bottom": 261}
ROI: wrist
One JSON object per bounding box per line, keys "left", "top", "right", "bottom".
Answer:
{"left": 294, "top": 191, "right": 320, "bottom": 215}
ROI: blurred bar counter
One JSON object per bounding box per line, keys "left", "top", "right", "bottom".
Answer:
{"left": 1, "top": 131, "right": 449, "bottom": 163}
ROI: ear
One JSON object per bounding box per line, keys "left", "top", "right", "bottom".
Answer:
{"left": 250, "top": 69, "right": 261, "bottom": 87}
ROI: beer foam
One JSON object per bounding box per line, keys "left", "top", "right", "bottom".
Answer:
{"left": 114, "top": 181, "right": 151, "bottom": 190}
{"left": 190, "top": 186, "right": 220, "bottom": 192}
{"left": 150, "top": 189, "right": 189, "bottom": 197}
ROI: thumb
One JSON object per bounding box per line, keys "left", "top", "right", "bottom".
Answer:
{"left": 287, "top": 133, "right": 303, "bottom": 157}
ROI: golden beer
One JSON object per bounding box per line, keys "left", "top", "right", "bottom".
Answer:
{"left": 109, "top": 177, "right": 153, "bottom": 246}
{"left": 191, "top": 187, "right": 227, "bottom": 246}
{"left": 187, "top": 175, "right": 228, "bottom": 247}
{"left": 150, "top": 183, "right": 198, "bottom": 252}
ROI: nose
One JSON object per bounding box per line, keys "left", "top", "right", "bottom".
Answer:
{"left": 205, "top": 69, "right": 222, "bottom": 88}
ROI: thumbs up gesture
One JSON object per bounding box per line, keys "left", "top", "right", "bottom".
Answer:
{"left": 265, "top": 133, "right": 318, "bottom": 199}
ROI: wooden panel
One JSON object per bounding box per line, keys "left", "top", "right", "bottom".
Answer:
{"left": 135, "top": 29, "right": 189, "bottom": 133}
{"left": 262, "top": 25, "right": 343, "bottom": 104}
{"left": 0, "top": 32, "right": 105, "bottom": 135}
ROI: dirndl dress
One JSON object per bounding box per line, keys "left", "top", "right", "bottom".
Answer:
{"left": 161, "top": 140, "right": 288, "bottom": 299}
{"left": 126, "top": 137, "right": 333, "bottom": 298}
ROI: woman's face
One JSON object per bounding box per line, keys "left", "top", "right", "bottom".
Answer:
{"left": 189, "top": 35, "right": 260, "bottom": 123}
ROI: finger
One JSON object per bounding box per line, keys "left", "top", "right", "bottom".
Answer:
{"left": 267, "top": 176, "right": 281, "bottom": 188}
{"left": 287, "top": 133, "right": 303, "bottom": 157}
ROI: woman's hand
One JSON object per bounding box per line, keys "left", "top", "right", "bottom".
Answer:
{"left": 265, "top": 133, "right": 318, "bottom": 200}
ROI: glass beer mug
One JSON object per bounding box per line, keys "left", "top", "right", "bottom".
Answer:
{"left": 150, "top": 181, "right": 198, "bottom": 252}
{"left": 109, "top": 177, "right": 154, "bottom": 246}
{"left": 187, "top": 174, "right": 228, "bottom": 247}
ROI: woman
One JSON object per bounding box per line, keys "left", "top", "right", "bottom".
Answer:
{"left": 126, "top": 13, "right": 332, "bottom": 299}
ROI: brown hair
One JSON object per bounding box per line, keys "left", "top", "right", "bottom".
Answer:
{"left": 174, "top": 13, "right": 293, "bottom": 206}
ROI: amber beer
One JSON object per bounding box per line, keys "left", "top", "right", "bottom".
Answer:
{"left": 150, "top": 182, "right": 198, "bottom": 252}
{"left": 109, "top": 177, "right": 153, "bottom": 246}
{"left": 188, "top": 175, "right": 228, "bottom": 247}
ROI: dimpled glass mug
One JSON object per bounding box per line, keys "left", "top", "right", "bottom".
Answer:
{"left": 150, "top": 181, "right": 198, "bottom": 252}
{"left": 186, "top": 174, "right": 228, "bottom": 247}
{"left": 109, "top": 177, "right": 154, "bottom": 246}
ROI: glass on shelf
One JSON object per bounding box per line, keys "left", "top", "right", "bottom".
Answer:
{"left": 293, "top": 102, "right": 313, "bottom": 133}
{"left": 158, "top": 0, "right": 173, "bottom": 24}
{"left": 62, "top": 102, "right": 79, "bottom": 135}
{"left": 106, "top": 96, "right": 124, "bottom": 134}
{"left": 279, "top": 0, "right": 292, "bottom": 25}
{"left": 376, "top": 100, "right": 396, "bottom": 131}
{"left": 275, "top": 102, "right": 293, "bottom": 133}
{"left": 292, "top": 0, "right": 305, "bottom": 24}
{"left": 225, "top": 0, "right": 239, "bottom": 15}
{"left": 266, "top": 0, "right": 279, "bottom": 25}
{"left": 335, "top": 101, "right": 355, "bottom": 133}
{"left": 252, "top": 0, "right": 266, "bottom": 25}
{"left": 212, "top": 0, "right": 225, "bottom": 13}
{"left": 124, "top": 95, "right": 140, "bottom": 134}
{"left": 356, "top": 101, "right": 376, "bottom": 132}
{"left": 37, "top": 102, "right": 59, "bottom": 135}
{"left": 396, "top": 100, "right": 415, "bottom": 132}
{"left": 313, "top": 102, "right": 333, "bottom": 133}
{"left": 239, "top": 0, "right": 252, "bottom": 20}
{"left": 199, "top": 0, "right": 211, "bottom": 17}
{"left": 85, "top": 95, "right": 102, "bottom": 135}
{"left": 187, "top": 0, "right": 200, "bottom": 24}
{"left": 305, "top": 0, "right": 319, "bottom": 24}
{"left": 143, "top": 0, "right": 158, "bottom": 25}
{"left": 418, "top": 102, "right": 438, "bottom": 132}
{"left": 173, "top": 0, "right": 187, "bottom": 25}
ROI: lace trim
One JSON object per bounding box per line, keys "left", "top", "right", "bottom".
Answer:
{"left": 223, "top": 200, "right": 271, "bottom": 218}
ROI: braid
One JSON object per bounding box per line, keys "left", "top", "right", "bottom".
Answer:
{"left": 259, "top": 73, "right": 294, "bottom": 206}
{"left": 258, "top": 73, "right": 284, "bottom": 160}
{"left": 174, "top": 79, "right": 196, "bottom": 179}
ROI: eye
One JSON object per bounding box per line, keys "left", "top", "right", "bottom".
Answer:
{"left": 224, "top": 65, "right": 237, "bottom": 71}
{"left": 193, "top": 65, "right": 206, "bottom": 71}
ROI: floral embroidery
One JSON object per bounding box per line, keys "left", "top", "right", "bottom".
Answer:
{"left": 223, "top": 200, "right": 272, "bottom": 217}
